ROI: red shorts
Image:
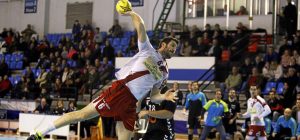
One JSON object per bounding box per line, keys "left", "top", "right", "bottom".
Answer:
{"left": 247, "top": 125, "right": 266, "bottom": 137}
{"left": 92, "top": 80, "right": 137, "bottom": 131}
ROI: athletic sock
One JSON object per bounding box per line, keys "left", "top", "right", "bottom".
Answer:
{"left": 40, "top": 122, "right": 56, "bottom": 136}
{"left": 188, "top": 134, "right": 193, "bottom": 140}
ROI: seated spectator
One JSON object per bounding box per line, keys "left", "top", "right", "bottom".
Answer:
{"left": 66, "top": 100, "right": 77, "bottom": 113}
{"left": 207, "top": 39, "right": 222, "bottom": 60}
{"left": 289, "top": 57, "right": 300, "bottom": 74}
{"left": 102, "top": 40, "right": 115, "bottom": 63}
{"left": 224, "top": 66, "right": 242, "bottom": 94}
{"left": 262, "top": 61, "right": 283, "bottom": 81}
{"left": 240, "top": 57, "right": 253, "bottom": 81}
{"left": 217, "top": 4, "right": 234, "bottom": 16}
{"left": 279, "top": 37, "right": 293, "bottom": 58}
{"left": 33, "top": 97, "right": 50, "bottom": 114}
{"left": 292, "top": 97, "right": 300, "bottom": 122}
{"left": 221, "top": 30, "right": 233, "bottom": 49}
{"left": 35, "top": 67, "right": 48, "bottom": 88}
{"left": 191, "top": 37, "right": 208, "bottom": 56}
{"left": 21, "top": 24, "right": 36, "bottom": 43}
{"left": 292, "top": 50, "right": 300, "bottom": 65}
{"left": 281, "top": 50, "right": 292, "bottom": 68}
{"left": 282, "top": 82, "right": 295, "bottom": 108}
{"left": 179, "top": 40, "right": 192, "bottom": 56}
{"left": 271, "top": 108, "right": 297, "bottom": 140}
{"left": 54, "top": 78, "right": 63, "bottom": 97}
{"left": 267, "top": 91, "right": 284, "bottom": 121}
{"left": 253, "top": 55, "right": 265, "bottom": 72}
{"left": 246, "top": 67, "right": 264, "bottom": 89}
{"left": 0, "top": 59, "right": 9, "bottom": 77}
{"left": 94, "top": 27, "right": 103, "bottom": 45}
{"left": 24, "top": 66, "right": 35, "bottom": 82}
{"left": 236, "top": 6, "right": 248, "bottom": 15}
{"left": 0, "top": 75, "right": 12, "bottom": 98}
{"left": 264, "top": 47, "right": 279, "bottom": 63}
{"left": 52, "top": 100, "right": 66, "bottom": 115}
{"left": 126, "top": 36, "right": 138, "bottom": 56}
{"left": 109, "top": 19, "right": 123, "bottom": 37}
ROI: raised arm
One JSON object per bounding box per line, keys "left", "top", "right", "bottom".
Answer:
{"left": 128, "top": 11, "right": 147, "bottom": 43}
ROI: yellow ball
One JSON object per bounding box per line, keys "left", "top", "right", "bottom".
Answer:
{"left": 116, "top": 0, "right": 132, "bottom": 14}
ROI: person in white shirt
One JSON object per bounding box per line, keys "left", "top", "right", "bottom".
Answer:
{"left": 27, "top": 2, "right": 178, "bottom": 140}
{"left": 238, "top": 85, "right": 271, "bottom": 140}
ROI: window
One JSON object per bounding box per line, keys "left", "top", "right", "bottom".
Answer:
{"left": 66, "top": 2, "right": 93, "bottom": 29}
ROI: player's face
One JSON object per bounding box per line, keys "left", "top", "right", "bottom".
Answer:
{"left": 192, "top": 82, "right": 199, "bottom": 92}
{"left": 162, "top": 41, "right": 177, "bottom": 59}
{"left": 215, "top": 91, "right": 222, "bottom": 101}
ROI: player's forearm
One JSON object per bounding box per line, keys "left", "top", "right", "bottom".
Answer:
{"left": 129, "top": 11, "right": 146, "bottom": 42}
{"left": 258, "top": 105, "right": 271, "bottom": 118}
{"left": 147, "top": 110, "right": 174, "bottom": 119}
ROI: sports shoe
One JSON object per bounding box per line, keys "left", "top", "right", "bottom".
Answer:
{"left": 27, "top": 131, "right": 43, "bottom": 140}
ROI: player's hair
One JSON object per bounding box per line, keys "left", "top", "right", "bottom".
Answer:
{"left": 158, "top": 36, "right": 179, "bottom": 49}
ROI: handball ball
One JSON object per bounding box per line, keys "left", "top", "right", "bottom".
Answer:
{"left": 116, "top": 0, "right": 132, "bottom": 14}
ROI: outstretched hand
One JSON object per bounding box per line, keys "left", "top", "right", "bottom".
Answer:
{"left": 165, "top": 89, "right": 178, "bottom": 103}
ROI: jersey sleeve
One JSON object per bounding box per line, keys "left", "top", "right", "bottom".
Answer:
{"left": 138, "top": 36, "right": 153, "bottom": 51}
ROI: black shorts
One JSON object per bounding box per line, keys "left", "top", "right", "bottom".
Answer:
{"left": 142, "top": 130, "right": 174, "bottom": 140}
{"left": 188, "top": 115, "right": 201, "bottom": 129}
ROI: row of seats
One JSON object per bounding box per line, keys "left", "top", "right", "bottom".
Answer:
{"left": 7, "top": 61, "right": 23, "bottom": 70}
{"left": 263, "top": 82, "right": 285, "bottom": 95}
{"left": 0, "top": 53, "right": 24, "bottom": 62}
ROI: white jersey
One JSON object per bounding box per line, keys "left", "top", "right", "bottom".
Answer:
{"left": 115, "top": 37, "right": 168, "bottom": 100}
{"left": 243, "top": 95, "right": 271, "bottom": 126}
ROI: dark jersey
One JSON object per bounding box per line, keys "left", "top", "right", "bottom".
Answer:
{"left": 145, "top": 99, "right": 176, "bottom": 138}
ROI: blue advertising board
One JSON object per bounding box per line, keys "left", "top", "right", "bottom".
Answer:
{"left": 24, "top": 0, "right": 38, "bottom": 14}
{"left": 129, "top": 0, "right": 143, "bottom": 7}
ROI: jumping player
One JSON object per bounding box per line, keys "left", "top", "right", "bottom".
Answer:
{"left": 27, "top": 1, "right": 178, "bottom": 140}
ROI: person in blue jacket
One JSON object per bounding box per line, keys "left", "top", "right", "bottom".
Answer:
{"left": 272, "top": 108, "right": 297, "bottom": 140}
{"left": 183, "top": 81, "right": 207, "bottom": 140}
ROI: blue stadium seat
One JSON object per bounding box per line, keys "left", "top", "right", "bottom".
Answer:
{"left": 263, "top": 82, "right": 276, "bottom": 94}
{"left": 147, "top": 31, "right": 154, "bottom": 38}
{"left": 276, "top": 82, "right": 284, "bottom": 94}
{"left": 67, "top": 60, "right": 73, "bottom": 67}
{"left": 14, "top": 75, "right": 21, "bottom": 85}
{"left": 16, "top": 54, "right": 24, "bottom": 61}
{"left": 10, "top": 54, "right": 17, "bottom": 62}
{"left": 112, "top": 38, "right": 121, "bottom": 47}
{"left": 9, "top": 62, "right": 16, "bottom": 69}
{"left": 101, "top": 32, "right": 107, "bottom": 39}
{"left": 16, "top": 61, "right": 23, "bottom": 69}
{"left": 5, "top": 54, "right": 11, "bottom": 62}
{"left": 108, "top": 38, "right": 113, "bottom": 44}
{"left": 120, "top": 37, "right": 130, "bottom": 46}
{"left": 72, "top": 61, "right": 77, "bottom": 68}
{"left": 124, "top": 31, "right": 132, "bottom": 38}
{"left": 8, "top": 77, "right": 14, "bottom": 85}
{"left": 0, "top": 54, "right": 3, "bottom": 60}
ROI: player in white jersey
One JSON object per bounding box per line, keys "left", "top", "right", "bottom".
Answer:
{"left": 27, "top": 1, "right": 178, "bottom": 140}
{"left": 238, "top": 85, "right": 271, "bottom": 140}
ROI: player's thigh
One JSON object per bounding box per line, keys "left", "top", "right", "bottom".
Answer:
{"left": 79, "top": 102, "right": 100, "bottom": 119}
{"left": 116, "top": 121, "right": 133, "bottom": 140}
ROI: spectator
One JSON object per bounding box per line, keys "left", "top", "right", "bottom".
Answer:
{"left": 283, "top": 0, "right": 297, "bottom": 37}
{"left": 224, "top": 66, "right": 242, "bottom": 94}
{"left": 253, "top": 55, "right": 265, "bottom": 72}
{"left": 35, "top": 67, "right": 48, "bottom": 88}
{"left": 72, "top": 20, "right": 81, "bottom": 43}
{"left": 192, "top": 37, "right": 208, "bottom": 56}
{"left": 271, "top": 108, "right": 297, "bottom": 140}
{"left": 109, "top": 19, "right": 123, "bottom": 37}
{"left": 262, "top": 61, "right": 283, "bottom": 81}
{"left": 221, "top": 30, "right": 233, "bottom": 49}
{"left": 34, "top": 97, "right": 50, "bottom": 114}
{"left": 236, "top": 6, "right": 248, "bottom": 15}
{"left": 66, "top": 101, "right": 77, "bottom": 113}
{"left": 289, "top": 57, "right": 300, "bottom": 75}
{"left": 53, "top": 100, "right": 66, "bottom": 115}
{"left": 179, "top": 40, "right": 192, "bottom": 56}
{"left": 0, "top": 59, "right": 9, "bottom": 77}
{"left": 267, "top": 91, "right": 284, "bottom": 121}
{"left": 172, "top": 82, "right": 183, "bottom": 106}
{"left": 0, "top": 75, "right": 12, "bottom": 98}
{"left": 126, "top": 36, "right": 138, "bottom": 56}
{"left": 94, "top": 27, "right": 103, "bottom": 45}
{"left": 264, "top": 47, "right": 279, "bottom": 63}
{"left": 292, "top": 50, "right": 300, "bottom": 65}
{"left": 240, "top": 57, "right": 253, "bottom": 81}
{"left": 279, "top": 37, "right": 293, "bottom": 58}
{"left": 246, "top": 67, "right": 264, "bottom": 90}
{"left": 21, "top": 24, "right": 36, "bottom": 43}
{"left": 207, "top": 39, "right": 222, "bottom": 60}
{"left": 102, "top": 40, "right": 115, "bottom": 63}
{"left": 54, "top": 78, "right": 63, "bottom": 97}
{"left": 281, "top": 49, "right": 292, "bottom": 68}
{"left": 82, "top": 20, "right": 93, "bottom": 31}
{"left": 282, "top": 82, "right": 295, "bottom": 108}
{"left": 292, "top": 97, "right": 300, "bottom": 122}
